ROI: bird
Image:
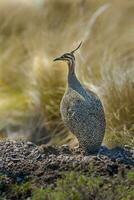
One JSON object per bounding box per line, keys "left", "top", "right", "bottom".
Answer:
{"left": 53, "top": 42, "right": 106, "bottom": 155}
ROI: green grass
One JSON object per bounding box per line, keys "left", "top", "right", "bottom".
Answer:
{"left": 32, "top": 171, "right": 134, "bottom": 200}
{"left": 0, "top": 0, "right": 133, "bottom": 147}
{"left": 1, "top": 168, "right": 134, "bottom": 199}
{"left": 1, "top": 170, "right": 134, "bottom": 199}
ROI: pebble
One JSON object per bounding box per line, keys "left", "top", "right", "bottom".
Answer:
{"left": 124, "top": 145, "right": 131, "bottom": 150}
{"left": 82, "top": 156, "right": 91, "bottom": 163}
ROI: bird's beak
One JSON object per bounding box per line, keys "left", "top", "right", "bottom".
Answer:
{"left": 53, "top": 57, "right": 61, "bottom": 61}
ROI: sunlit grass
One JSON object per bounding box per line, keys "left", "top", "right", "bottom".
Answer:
{"left": 0, "top": 0, "right": 133, "bottom": 147}
{"left": 102, "top": 67, "right": 134, "bottom": 147}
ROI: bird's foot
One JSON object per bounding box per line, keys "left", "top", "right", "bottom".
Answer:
{"left": 96, "top": 152, "right": 104, "bottom": 161}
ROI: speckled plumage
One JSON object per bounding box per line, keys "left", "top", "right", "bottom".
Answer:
{"left": 54, "top": 43, "right": 106, "bottom": 155}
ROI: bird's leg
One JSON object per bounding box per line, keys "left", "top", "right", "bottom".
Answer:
{"left": 84, "top": 148, "right": 104, "bottom": 160}
{"left": 96, "top": 150, "right": 104, "bottom": 161}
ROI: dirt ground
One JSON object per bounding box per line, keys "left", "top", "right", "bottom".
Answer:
{"left": 0, "top": 140, "right": 134, "bottom": 199}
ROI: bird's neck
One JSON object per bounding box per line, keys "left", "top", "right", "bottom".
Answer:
{"left": 67, "top": 59, "right": 81, "bottom": 89}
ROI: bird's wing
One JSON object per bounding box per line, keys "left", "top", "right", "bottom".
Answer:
{"left": 83, "top": 85, "right": 99, "bottom": 99}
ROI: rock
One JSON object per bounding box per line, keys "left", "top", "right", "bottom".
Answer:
{"left": 0, "top": 140, "right": 133, "bottom": 199}
{"left": 106, "top": 164, "right": 118, "bottom": 176}
{"left": 124, "top": 145, "right": 131, "bottom": 150}
{"left": 27, "top": 141, "right": 36, "bottom": 146}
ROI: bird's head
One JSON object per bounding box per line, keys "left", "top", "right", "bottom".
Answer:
{"left": 53, "top": 42, "right": 82, "bottom": 63}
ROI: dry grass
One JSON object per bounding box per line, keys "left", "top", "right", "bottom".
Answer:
{"left": 102, "top": 66, "right": 134, "bottom": 147}
{"left": 0, "top": 0, "right": 133, "bottom": 147}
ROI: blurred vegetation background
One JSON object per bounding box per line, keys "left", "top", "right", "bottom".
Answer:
{"left": 0, "top": 0, "right": 133, "bottom": 147}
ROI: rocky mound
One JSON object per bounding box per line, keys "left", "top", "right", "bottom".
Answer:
{"left": 0, "top": 140, "right": 134, "bottom": 199}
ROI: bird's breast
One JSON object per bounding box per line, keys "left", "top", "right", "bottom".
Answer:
{"left": 60, "top": 90, "right": 87, "bottom": 124}
{"left": 60, "top": 88, "right": 105, "bottom": 128}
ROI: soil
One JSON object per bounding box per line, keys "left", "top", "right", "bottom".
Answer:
{"left": 0, "top": 140, "right": 134, "bottom": 199}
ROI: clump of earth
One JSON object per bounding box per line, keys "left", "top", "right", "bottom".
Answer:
{"left": 0, "top": 140, "right": 134, "bottom": 199}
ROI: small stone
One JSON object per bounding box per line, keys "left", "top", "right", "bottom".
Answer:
{"left": 124, "top": 145, "right": 131, "bottom": 150}
{"left": 36, "top": 154, "right": 41, "bottom": 160}
{"left": 8, "top": 162, "right": 13, "bottom": 167}
{"left": 57, "top": 155, "right": 63, "bottom": 160}
{"left": 106, "top": 164, "right": 118, "bottom": 176}
{"left": 35, "top": 168, "right": 44, "bottom": 176}
{"left": 10, "top": 158, "right": 20, "bottom": 162}
{"left": 61, "top": 144, "right": 69, "bottom": 148}
{"left": 111, "top": 157, "right": 116, "bottom": 162}
{"left": 27, "top": 141, "right": 35, "bottom": 146}
{"left": 16, "top": 176, "right": 24, "bottom": 183}
{"left": 82, "top": 156, "right": 91, "bottom": 163}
